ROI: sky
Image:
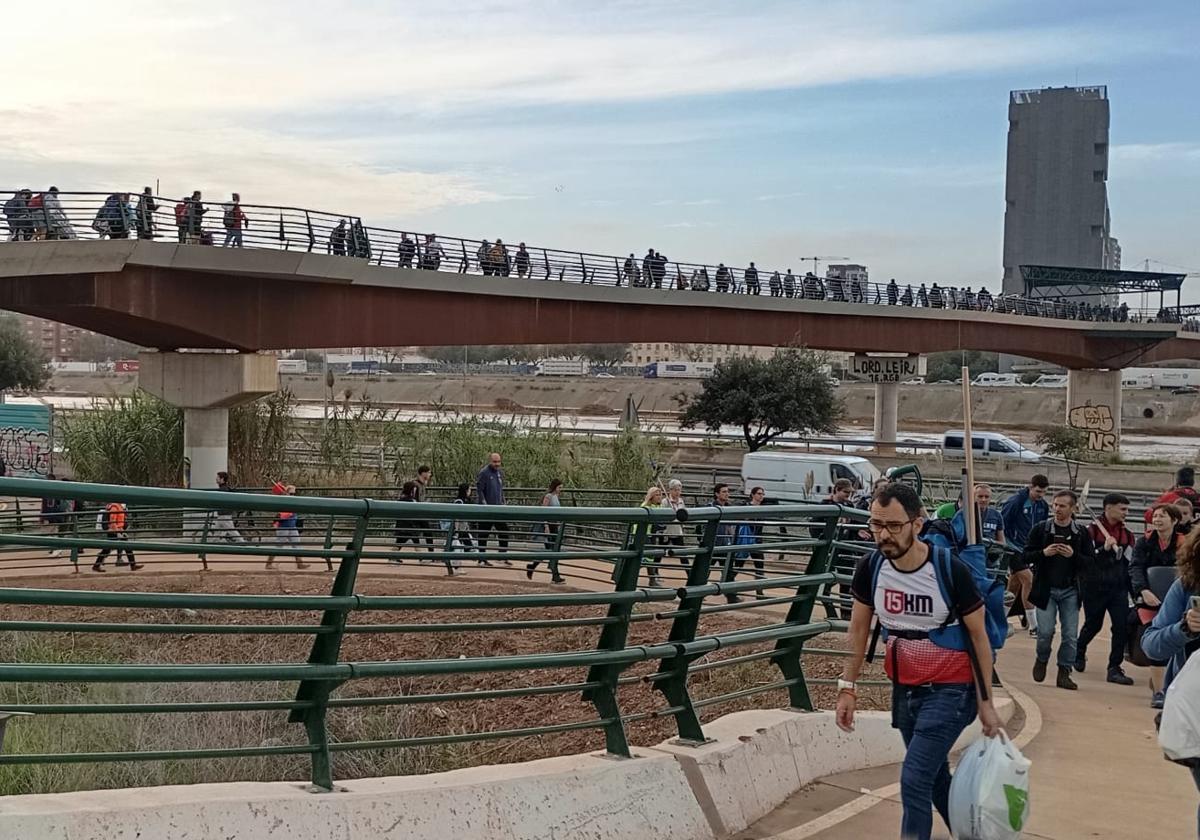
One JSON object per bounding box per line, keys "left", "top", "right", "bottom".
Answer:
{"left": 4, "top": 1, "right": 1199, "bottom": 298}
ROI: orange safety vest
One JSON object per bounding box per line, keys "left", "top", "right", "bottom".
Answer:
{"left": 106, "top": 503, "right": 127, "bottom": 531}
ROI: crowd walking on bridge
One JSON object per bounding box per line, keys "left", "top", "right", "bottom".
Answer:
{"left": 6, "top": 187, "right": 1197, "bottom": 330}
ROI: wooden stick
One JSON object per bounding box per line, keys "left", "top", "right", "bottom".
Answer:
{"left": 961, "top": 366, "right": 977, "bottom": 545}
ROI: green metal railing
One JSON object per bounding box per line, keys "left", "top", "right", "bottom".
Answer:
{"left": 0, "top": 477, "right": 874, "bottom": 792}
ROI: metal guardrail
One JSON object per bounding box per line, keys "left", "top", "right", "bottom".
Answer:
{"left": 0, "top": 476, "right": 870, "bottom": 792}
{"left": 0, "top": 190, "right": 1178, "bottom": 324}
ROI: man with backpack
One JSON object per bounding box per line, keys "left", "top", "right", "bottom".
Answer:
{"left": 836, "top": 482, "right": 1001, "bottom": 840}
{"left": 1024, "top": 488, "right": 1095, "bottom": 690}
{"left": 222, "top": 193, "right": 248, "bottom": 247}
{"left": 1001, "top": 473, "right": 1050, "bottom": 633}
{"left": 92, "top": 501, "right": 142, "bottom": 572}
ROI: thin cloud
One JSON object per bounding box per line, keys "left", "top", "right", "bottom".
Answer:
{"left": 1111, "top": 142, "right": 1200, "bottom": 162}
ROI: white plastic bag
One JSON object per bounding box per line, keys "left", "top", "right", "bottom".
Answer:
{"left": 949, "top": 731, "right": 1032, "bottom": 840}
{"left": 1160, "top": 652, "right": 1200, "bottom": 762}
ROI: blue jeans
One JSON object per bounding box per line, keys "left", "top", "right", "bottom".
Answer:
{"left": 893, "top": 682, "right": 978, "bottom": 840}
{"left": 1036, "top": 586, "right": 1079, "bottom": 669}
{"left": 224, "top": 228, "right": 243, "bottom": 247}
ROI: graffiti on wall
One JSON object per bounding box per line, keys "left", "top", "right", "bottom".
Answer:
{"left": 1067, "top": 402, "right": 1116, "bottom": 453}
{"left": 0, "top": 405, "right": 52, "bottom": 476}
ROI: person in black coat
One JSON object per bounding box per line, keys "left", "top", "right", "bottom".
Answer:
{"left": 1023, "top": 489, "right": 1094, "bottom": 690}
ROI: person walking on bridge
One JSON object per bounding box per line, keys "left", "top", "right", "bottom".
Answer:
{"left": 184, "top": 191, "right": 206, "bottom": 243}
{"left": 744, "top": 262, "right": 760, "bottom": 295}
{"left": 265, "top": 482, "right": 309, "bottom": 570}
{"left": 768, "top": 270, "right": 781, "bottom": 297}
{"left": 422, "top": 233, "right": 445, "bottom": 270}
{"left": 221, "top": 193, "right": 248, "bottom": 247}
{"left": 782, "top": 269, "right": 795, "bottom": 298}
{"left": 515, "top": 243, "right": 530, "bottom": 279}
{"left": 398, "top": 233, "right": 416, "bottom": 268}
{"left": 135, "top": 187, "right": 157, "bottom": 240}
{"left": 887, "top": 278, "right": 899, "bottom": 305}
{"left": 477, "top": 239, "right": 492, "bottom": 274}
{"left": 837, "top": 482, "right": 1001, "bottom": 840}
{"left": 1075, "top": 492, "right": 1136, "bottom": 686}
{"left": 1001, "top": 473, "right": 1049, "bottom": 632}
{"left": 917, "top": 283, "right": 928, "bottom": 307}
{"left": 3, "top": 189, "right": 32, "bottom": 241}
{"left": 714, "top": 263, "right": 731, "bottom": 293}
{"left": 475, "top": 452, "right": 511, "bottom": 563}
{"left": 1025, "top": 489, "right": 1094, "bottom": 690}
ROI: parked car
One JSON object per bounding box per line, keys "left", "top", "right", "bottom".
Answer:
{"left": 1171, "top": 386, "right": 1199, "bottom": 395}
{"left": 941, "top": 430, "right": 1040, "bottom": 462}
{"left": 741, "top": 453, "right": 880, "bottom": 502}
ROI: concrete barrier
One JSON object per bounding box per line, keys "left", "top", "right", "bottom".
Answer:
{"left": 650, "top": 697, "right": 1015, "bottom": 837}
{"left": 0, "top": 751, "right": 715, "bottom": 840}
{"left": 0, "top": 698, "right": 1014, "bottom": 840}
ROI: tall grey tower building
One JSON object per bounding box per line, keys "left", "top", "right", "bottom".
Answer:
{"left": 1002, "top": 86, "right": 1115, "bottom": 297}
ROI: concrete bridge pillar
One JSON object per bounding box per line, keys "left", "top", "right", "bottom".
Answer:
{"left": 1065, "top": 368, "right": 1122, "bottom": 457}
{"left": 138, "top": 352, "right": 277, "bottom": 488}
{"left": 873, "top": 382, "right": 899, "bottom": 457}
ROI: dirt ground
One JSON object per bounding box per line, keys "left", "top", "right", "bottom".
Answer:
{"left": 0, "top": 571, "right": 887, "bottom": 783}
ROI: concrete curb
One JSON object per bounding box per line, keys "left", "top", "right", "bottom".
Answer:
{"left": 0, "top": 698, "right": 1015, "bottom": 840}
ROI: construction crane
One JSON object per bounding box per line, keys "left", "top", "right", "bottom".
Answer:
{"left": 797, "top": 256, "right": 848, "bottom": 276}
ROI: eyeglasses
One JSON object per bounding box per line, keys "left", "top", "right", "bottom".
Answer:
{"left": 866, "top": 517, "right": 917, "bottom": 536}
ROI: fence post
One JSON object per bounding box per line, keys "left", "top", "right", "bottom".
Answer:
{"left": 772, "top": 513, "right": 840, "bottom": 711}
{"left": 653, "top": 516, "right": 721, "bottom": 743}
{"left": 198, "top": 510, "right": 213, "bottom": 571}
{"left": 291, "top": 507, "right": 369, "bottom": 791}
{"left": 581, "top": 512, "right": 650, "bottom": 757}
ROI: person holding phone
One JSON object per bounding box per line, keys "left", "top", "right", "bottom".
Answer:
{"left": 1023, "top": 489, "right": 1095, "bottom": 690}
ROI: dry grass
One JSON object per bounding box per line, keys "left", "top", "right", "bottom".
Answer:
{"left": 0, "top": 572, "right": 887, "bottom": 794}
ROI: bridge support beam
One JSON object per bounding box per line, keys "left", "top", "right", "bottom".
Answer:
{"left": 1066, "top": 368, "right": 1122, "bottom": 457}
{"left": 873, "top": 382, "right": 899, "bottom": 457}
{"left": 138, "top": 352, "right": 277, "bottom": 488}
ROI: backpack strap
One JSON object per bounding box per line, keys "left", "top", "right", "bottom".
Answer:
{"left": 864, "top": 552, "right": 885, "bottom": 664}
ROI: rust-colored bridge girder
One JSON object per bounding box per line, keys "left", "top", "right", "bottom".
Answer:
{"left": 1, "top": 241, "right": 1197, "bottom": 369}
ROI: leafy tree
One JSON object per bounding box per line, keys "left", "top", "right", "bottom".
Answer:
{"left": 679, "top": 347, "right": 843, "bottom": 451}
{"left": 0, "top": 316, "right": 51, "bottom": 394}
{"left": 924, "top": 350, "right": 998, "bottom": 383}
{"left": 285, "top": 349, "right": 325, "bottom": 367}
{"left": 576, "top": 344, "right": 630, "bottom": 367}
{"left": 72, "top": 332, "right": 140, "bottom": 363}
{"left": 1035, "top": 425, "right": 1091, "bottom": 490}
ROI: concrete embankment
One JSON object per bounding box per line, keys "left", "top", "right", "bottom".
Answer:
{"left": 0, "top": 701, "right": 1012, "bottom": 840}
{"left": 50, "top": 373, "right": 1200, "bottom": 436}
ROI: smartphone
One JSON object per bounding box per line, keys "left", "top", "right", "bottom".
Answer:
{"left": 1052, "top": 534, "right": 1070, "bottom": 545}
{"left": 1190, "top": 595, "right": 1200, "bottom": 612}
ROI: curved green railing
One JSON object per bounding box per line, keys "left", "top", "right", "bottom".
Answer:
{"left": 0, "top": 477, "right": 883, "bottom": 792}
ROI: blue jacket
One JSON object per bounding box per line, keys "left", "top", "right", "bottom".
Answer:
{"left": 475, "top": 465, "right": 505, "bottom": 506}
{"left": 1142, "top": 578, "right": 1199, "bottom": 694}
{"left": 1000, "top": 488, "right": 1048, "bottom": 551}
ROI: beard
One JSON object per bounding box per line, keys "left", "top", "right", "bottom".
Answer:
{"left": 876, "top": 534, "right": 912, "bottom": 559}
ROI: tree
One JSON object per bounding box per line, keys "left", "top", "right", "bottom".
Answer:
{"left": 1035, "top": 425, "right": 1091, "bottom": 490}
{"left": 924, "top": 350, "right": 998, "bottom": 383}
{"left": 0, "top": 316, "right": 51, "bottom": 394}
{"left": 576, "top": 344, "right": 630, "bottom": 367}
{"left": 72, "top": 331, "right": 140, "bottom": 363}
{"left": 679, "top": 348, "right": 843, "bottom": 451}
{"left": 286, "top": 349, "right": 325, "bottom": 367}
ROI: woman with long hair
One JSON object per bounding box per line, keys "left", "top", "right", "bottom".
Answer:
{"left": 526, "top": 479, "right": 565, "bottom": 583}
{"left": 1142, "top": 527, "right": 1200, "bottom": 836}
{"left": 641, "top": 486, "right": 665, "bottom": 587}
{"left": 1133, "top": 503, "right": 1184, "bottom": 707}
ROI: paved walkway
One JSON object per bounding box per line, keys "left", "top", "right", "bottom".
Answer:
{"left": 735, "top": 626, "right": 1196, "bottom": 839}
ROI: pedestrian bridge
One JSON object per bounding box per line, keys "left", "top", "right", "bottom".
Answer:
{"left": 2, "top": 189, "right": 1199, "bottom": 367}
{"left": 1, "top": 237, "right": 1197, "bottom": 370}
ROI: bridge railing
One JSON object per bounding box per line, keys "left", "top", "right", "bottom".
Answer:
{"left": 0, "top": 476, "right": 881, "bottom": 794}
{"left": 0, "top": 190, "right": 1175, "bottom": 324}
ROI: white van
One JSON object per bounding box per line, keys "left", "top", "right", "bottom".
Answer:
{"left": 741, "top": 453, "right": 881, "bottom": 502}
{"left": 941, "top": 430, "right": 1040, "bottom": 462}
{"left": 1031, "top": 374, "right": 1067, "bottom": 388}
{"left": 972, "top": 373, "right": 1021, "bottom": 387}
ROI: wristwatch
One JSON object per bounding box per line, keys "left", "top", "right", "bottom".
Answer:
{"left": 837, "top": 678, "right": 857, "bottom": 695}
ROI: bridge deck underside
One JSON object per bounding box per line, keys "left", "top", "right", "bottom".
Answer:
{"left": 0, "top": 265, "right": 1195, "bottom": 369}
